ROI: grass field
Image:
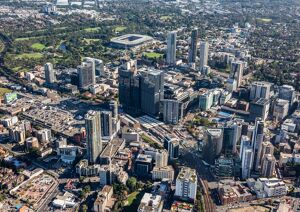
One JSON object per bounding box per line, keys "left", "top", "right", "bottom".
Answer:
{"left": 0, "top": 87, "right": 12, "bottom": 97}
{"left": 124, "top": 191, "right": 145, "bottom": 212}
{"left": 83, "top": 38, "right": 100, "bottom": 44}
{"left": 256, "top": 18, "right": 272, "bottom": 23}
{"left": 160, "top": 15, "right": 172, "bottom": 21}
{"left": 31, "top": 43, "right": 46, "bottom": 51}
{"left": 15, "top": 53, "right": 43, "bottom": 59}
{"left": 83, "top": 27, "right": 101, "bottom": 32}
{"left": 15, "top": 36, "right": 45, "bottom": 41}
{"left": 114, "top": 26, "right": 127, "bottom": 32}
{"left": 143, "top": 52, "right": 163, "bottom": 59}
{"left": 0, "top": 40, "right": 4, "bottom": 53}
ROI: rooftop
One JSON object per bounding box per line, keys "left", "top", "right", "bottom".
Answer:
{"left": 177, "top": 167, "right": 197, "bottom": 183}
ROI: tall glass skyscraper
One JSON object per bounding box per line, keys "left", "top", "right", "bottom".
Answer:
{"left": 85, "top": 111, "right": 102, "bottom": 164}
{"left": 199, "top": 41, "right": 209, "bottom": 72}
{"left": 188, "top": 28, "right": 198, "bottom": 64}
{"left": 166, "top": 31, "right": 177, "bottom": 65}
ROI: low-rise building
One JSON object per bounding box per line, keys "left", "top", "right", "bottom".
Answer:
{"left": 138, "top": 193, "right": 163, "bottom": 212}
{"left": 76, "top": 159, "right": 100, "bottom": 177}
{"left": 94, "top": 185, "right": 114, "bottom": 212}
{"left": 171, "top": 201, "right": 194, "bottom": 212}
{"left": 152, "top": 165, "right": 174, "bottom": 181}
{"left": 248, "top": 178, "right": 287, "bottom": 198}
{"left": 218, "top": 180, "right": 254, "bottom": 205}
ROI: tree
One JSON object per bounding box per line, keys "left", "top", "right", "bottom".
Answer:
{"left": 127, "top": 177, "right": 137, "bottom": 192}
{"left": 80, "top": 204, "right": 88, "bottom": 212}
{"left": 79, "top": 176, "right": 85, "bottom": 183}
{"left": 83, "top": 185, "right": 91, "bottom": 194}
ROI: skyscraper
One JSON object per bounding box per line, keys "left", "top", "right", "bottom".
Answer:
{"left": 260, "top": 141, "right": 274, "bottom": 167}
{"left": 250, "top": 81, "right": 272, "bottom": 100}
{"left": 155, "top": 149, "right": 168, "bottom": 168}
{"left": 240, "top": 136, "right": 253, "bottom": 179}
{"left": 140, "top": 69, "right": 164, "bottom": 116}
{"left": 273, "top": 99, "right": 289, "bottom": 121}
{"left": 83, "top": 57, "right": 104, "bottom": 76}
{"left": 261, "top": 154, "right": 276, "bottom": 177}
{"left": 199, "top": 41, "right": 209, "bottom": 72}
{"left": 44, "top": 62, "right": 56, "bottom": 84}
{"left": 252, "top": 118, "right": 264, "bottom": 171}
{"left": 249, "top": 98, "right": 270, "bottom": 121}
{"left": 162, "top": 99, "right": 182, "bottom": 124}
{"left": 223, "top": 121, "right": 242, "bottom": 154}
{"left": 85, "top": 111, "right": 102, "bottom": 164}
{"left": 230, "top": 61, "right": 244, "bottom": 87}
{"left": 119, "top": 66, "right": 164, "bottom": 116}
{"left": 199, "top": 90, "right": 213, "bottom": 111}
{"left": 78, "top": 61, "right": 96, "bottom": 89}
{"left": 100, "top": 111, "right": 113, "bottom": 138}
{"left": 278, "top": 85, "right": 296, "bottom": 105}
{"left": 166, "top": 31, "right": 177, "bottom": 65}
{"left": 188, "top": 28, "right": 198, "bottom": 64}
{"left": 164, "top": 137, "right": 179, "bottom": 160}
{"left": 109, "top": 100, "right": 118, "bottom": 119}
{"left": 203, "top": 128, "right": 223, "bottom": 164}
{"left": 118, "top": 62, "right": 141, "bottom": 115}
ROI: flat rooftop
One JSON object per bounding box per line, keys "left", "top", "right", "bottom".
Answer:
{"left": 100, "top": 138, "right": 125, "bottom": 158}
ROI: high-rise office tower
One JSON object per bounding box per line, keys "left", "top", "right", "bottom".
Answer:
{"left": 223, "top": 121, "right": 242, "bottom": 154}
{"left": 199, "top": 41, "right": 209, "bottom": 72}
{"left": 162, "top": 99, "right": 182, "bottom": 125}
{"left": 164, "top": 137, "right": 179, "bottom": 160}
{"left": 83, "top": 57, "right": 104, "bottom": 76}
{"left": 175, "top": 167, "right": 197, "bottom": 201}
{"left": 203, "top": 128, "right": 223, "bottom": 164}
{"left": 85, "top": 111, "right": 102, "bottom": 164}
{"left": 44, "top": 62, "right": 56, "bottom": 84}
{"left": 249, "top": 98, "right": 270, "bottom": 121}
{"left": 278, "top": 85, "right": 296, "bottom": 105}
{"left": 155, "top": 149, "right": 168, "bottom": 168}
{"left": 100, "top": 111, "right": 113, "bottom": 138}
{"left": 140, "top": 69, "right": 164, "bottom": 116}
{"left": 273, "top": 99, "right": 289, "bottom": 121}
{"left": 250, "top": 81, "right": 272, "bottom": 100}
{"left": 240, "top": 136, "right": 253, "bottom": 179}
{"left": 199, "top": 90, "right": 213, "bottom": 111}
{"left": 166, "top": 31, "right": 177, "bottom": 65}
{"left": 78, "top": 61, "right": 96, "bottom": 89}
{"left": 261, "top": 154, "right": 276, "bottom": 177}
{"left": 118, "top": 62, "right": 141, "bottom": 115}
{"left": 260, "top": 141, "right": 274, "bottom": 166}
{"left": 188, "top": 28, "right": 198, "bottom": 64}
{"left": 230, "top": 61, "right": 244, "bottom": 87}
{"left": 252, "top": 118, "right": 264, "bottom": 171}
{"left": 109, "top": 100, "right": 118, "bottom": 119}
{"left": 94, "top": 59, "right": 104, "bottom": 76}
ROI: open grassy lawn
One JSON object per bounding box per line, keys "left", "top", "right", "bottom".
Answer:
{"left": 83, "top": 38, "right": 101, "bottom": 44}
{"left": 83, "top": 27, "right": 101, "bottom": 32}
{"left": 143, "top": 52, "right": 163, "bottom": 59}
{"left": 0, "top": 40, "right": 4, "bottom": 53}
{"left": 114, "top": 26, "right": 127, "bottom": 32}
{"left": 256, "top": 18, "right": 272, "bottom": 23}
{"left": 124, "top": 191, "right": 145, "bottom": 212}
{"left": 31, "top": 43, "right": 46, "bottom": 51}
{"left": 0, "top": 87, "right": 12, "bottom": 97}
{"left": 11, "top": 66, "right": 29, "bottom": 72}
{"left": 15, "top": 53, "right": 43, "bottom": 59}
{"left": 15, "top": 36, "right": 45, "bottom": 42}
{"left": 160, "top": 15, "right": 172, "bottom": 21}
